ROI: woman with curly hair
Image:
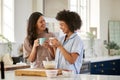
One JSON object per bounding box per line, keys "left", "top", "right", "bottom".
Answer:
{"left": 23, "top": 12, "right": 55, "bottom": 68}
{"left": 50, "top": 10, "right": 84, "bottom": 74}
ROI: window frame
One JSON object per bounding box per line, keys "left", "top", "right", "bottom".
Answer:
{"left": 69, "top": 0, "right": 99, "bottom": 39}
{"left": 69, "top": 0, "right": 90, "bottom": 39}
{"left": 0, "top": 0, "right": 2, "bottom": 34}
{"left": 0, "top": 0, "right": 14, "bottom": 42}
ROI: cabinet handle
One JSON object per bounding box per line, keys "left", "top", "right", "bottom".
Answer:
{"left": 101, "top": 64, "right": 104, "bottom": 66}
{"left": 112, "top": 68, "right": 116, "bottom": 71}
{"left": 112, "top": 62, "right": 115, "bottom": 65}
{"left": 94, "top": 65, "right": 97, "bottom": 67}
{"left": 101, "top": 70, "right": 104, "bottom": 73}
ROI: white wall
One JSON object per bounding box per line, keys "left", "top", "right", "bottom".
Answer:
{"left": 14, "top": 0, "right": 32, "bottom": 44}
{"left": 97, "top": 0, "right": 112, "bottom": 56}
{"left": 44, "top": 0, "right": 68, "bottom": 17}
{"left": 99, "top": 0, "right": 120, "bottom": 56}
{"left": 110, "top": 0, "right": 120, "bottom": 20}
{"left": 100, "top": 0, "right": 120, "bottom": 41}
{"left": 32, "top": 0, "right": 43, "bottom": 13}
{"left": 100, "top": 0, "right": 112, "bottom": 41}
{"left": 9, "top": 0, "right": 32, "bottom": 56}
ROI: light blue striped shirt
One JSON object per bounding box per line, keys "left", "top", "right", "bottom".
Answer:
{"left": 55, "top": 32, "right": 84, "bottom": 74}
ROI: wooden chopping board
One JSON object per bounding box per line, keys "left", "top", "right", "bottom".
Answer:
{"left": 1, "top": 64, "right": 30, "bottom": 71}
{"left": 15, "top": 68, "right": 62, "bottom": 77}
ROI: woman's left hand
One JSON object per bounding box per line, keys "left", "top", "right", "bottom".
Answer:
{"left": 42, "top": 40, "right": 51, "bottom": 48}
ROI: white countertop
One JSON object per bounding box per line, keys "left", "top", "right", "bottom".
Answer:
{"left": 1, "top": 71, "right": 120, "bottom": 80}
{"left": 84, "top": 55, "right": 120, "bottom": 62}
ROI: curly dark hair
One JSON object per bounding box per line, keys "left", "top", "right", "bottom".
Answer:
{"left": 56, "top": 10, "right": 82, "bottom": 32}
{"left": 27, "top": 12, "right": 43, "bottom": 46}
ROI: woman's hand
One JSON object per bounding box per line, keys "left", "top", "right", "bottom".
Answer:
{"left": 50, "top": 38, "right": 62, "bottom": 48}
{"left": 42, "top": 39, "right": 51, "bottom": 48}
{"left": 28, "top": 39, "right": 39, "bottom": 62}
{"left": 33, "top": 39, "right": 39, "bottom": 48}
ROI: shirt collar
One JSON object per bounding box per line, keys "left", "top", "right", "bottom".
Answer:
{"left": 62, "top": 32, "right": 77, "bottom": 45}
{"left": 66, "top": 32, "right": 77, "bottom": 40}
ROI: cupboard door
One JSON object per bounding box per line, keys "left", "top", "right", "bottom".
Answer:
{"left": 90, "top": 59, "right": 120, "bottom": 75}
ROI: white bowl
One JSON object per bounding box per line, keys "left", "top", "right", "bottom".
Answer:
{"left": 43, "top": 61, "right": 56, "bottom": 69}
{"left": 62, "top": 70, "right": 74, "bottom": 77}
{"left": 45, "top": 70, "right": 58, "bottom": 78}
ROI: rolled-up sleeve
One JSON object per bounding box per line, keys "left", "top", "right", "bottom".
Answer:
{"left": 71, "top": 38, "right": 84, "bottom": 56}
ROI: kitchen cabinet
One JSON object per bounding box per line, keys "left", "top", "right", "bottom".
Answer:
{"left": 90, "top": 59, "right": 120, "bottom": 75}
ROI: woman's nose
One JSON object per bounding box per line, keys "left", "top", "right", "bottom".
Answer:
{"left": 43, "top": 21, "right": 45, "bottom": 25}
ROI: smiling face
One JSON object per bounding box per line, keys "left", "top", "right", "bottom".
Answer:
{"left": 59, "top": 21, "right": 71, "bottom": 34}
{"left": 36, "top": 16, "right": 46, "bottom": 33}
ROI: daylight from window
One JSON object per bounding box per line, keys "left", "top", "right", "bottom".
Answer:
{"left": 0, "top": 0, "right": 14, "bottom": 42}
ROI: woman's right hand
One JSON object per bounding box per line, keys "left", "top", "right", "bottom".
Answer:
{"left": 50, "top": 38, "right": 62, "bottom": 48}
{"left": 33, "top": 39, "right": 39, "bottom": 48}
{"left": 28, "top": 39, "right": 39, "bottom": 62}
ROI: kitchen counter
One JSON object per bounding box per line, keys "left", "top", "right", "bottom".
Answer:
{"left": 84, "top": 55, "right": 120, "bottom": 62}
{"left": 1, "top": 71, "right": 120, "bottom": 80}
{"left": 84, "top": 56, "right": 120, "bottom": 75}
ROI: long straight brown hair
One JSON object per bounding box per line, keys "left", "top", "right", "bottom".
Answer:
{"left": 27, "top": 12, "right": 43, "bottom": 46}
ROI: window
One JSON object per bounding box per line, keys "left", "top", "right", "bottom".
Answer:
{"left": 0, "top": 0, "right": 2, "bottom": 34}
{"left": 69, "top": 0, "right": 89, "bottom": 38}
{"left": 69, "top": 0, "right": 100, "bottom": 39}
{"left": 0, "top": 0, "right": 14, "bottom": 42}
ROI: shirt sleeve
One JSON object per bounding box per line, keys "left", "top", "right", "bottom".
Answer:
{"left": 23, "top": 37, "right": 32, "bottom": 58}
{"left": 71, "top": 37, "right": 84, "bottom": 56}
{"left": 71, "top": 37, "right": 84, "bottom": 74}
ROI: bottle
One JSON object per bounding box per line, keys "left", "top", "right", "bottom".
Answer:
{"left": 1, "top": 61, "right": 5, "bottom": 79}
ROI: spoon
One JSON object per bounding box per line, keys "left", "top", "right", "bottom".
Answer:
{"left": 46, "top": 57, "right": 49, "bottom": 62}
